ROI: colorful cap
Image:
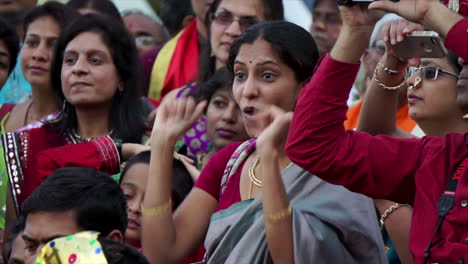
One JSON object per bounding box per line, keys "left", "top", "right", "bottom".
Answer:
{"left": 35, "top": 231, "right": 108, "bottom": 264}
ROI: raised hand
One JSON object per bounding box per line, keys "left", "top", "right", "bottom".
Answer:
{"left": 152, "top": 97, "right": 207, "bottom": 143}
{"left": 331, "top": 4, "right": 384, "bottom": 63}
{"left": 256, "top": 105, "right": 293, "bottom": 155}
{"left": 369, "top": 0, "right": 462, "bottom": 38}
{"left": 369, "top": 0, "right": 438, "bottom": 25}
{"left": 339, "top": 3, "right": 384, "bottom": 29}
{"left": 382, "top": 19, "right": 424, "bottom": 69}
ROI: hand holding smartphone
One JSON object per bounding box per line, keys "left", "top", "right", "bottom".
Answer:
{"left": 390, "top": 31, "right": 447, "bottom": 59}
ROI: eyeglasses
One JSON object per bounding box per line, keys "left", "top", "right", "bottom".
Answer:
{"left": 408, "top": 66, "right": 459, "bottom": 80}
{"left": 210, "top": 12, "right": 258, "bottom": 31}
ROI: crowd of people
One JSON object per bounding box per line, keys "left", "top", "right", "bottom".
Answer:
{"left": 0, "top": 0, "right": 467, "bottom": 263}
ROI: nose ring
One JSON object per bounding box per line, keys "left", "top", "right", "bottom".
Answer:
{"left": 408, "top": 85, "right": 414, "bottom": 91}
{"left": 414, "top": 76, "right": 422, "bottom": 87}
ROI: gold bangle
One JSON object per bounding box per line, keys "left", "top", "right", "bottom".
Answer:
{"left": 264, "top": 205, "right": 292, "bottom": 224}
{"left": 379, "top": 203, "right": 411, "bottom": 227}
{"left": 373, "top": 62, "right": 408, "bottom": 90}
{"left": 141, "top": 200, "right": 172, "bottom": 217}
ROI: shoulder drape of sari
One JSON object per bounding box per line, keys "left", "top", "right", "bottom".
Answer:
{"left": 33, "top": 136, "right": 120, "bottom": 186}
{"left": 2, "top": 127, "right": 67, "bottom": 215}
{"left": 148, "top": 19, "right": 199, "bottom": 103}
{"left": 1, "top": 126, "right": 120, "bottom": 216}
{"left": 203, "top": 141, "right": 387, "bottom": 264}
{"left": 0, "top": 104, "right": 15, "bottom": 228}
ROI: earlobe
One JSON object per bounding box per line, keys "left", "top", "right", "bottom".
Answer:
{"left": 106, "top": 229, "right": 124, "bottom": 242}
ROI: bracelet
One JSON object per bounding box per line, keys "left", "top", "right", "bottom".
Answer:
{"left": 378, "top": 60, "right": 404, "bottom": 74}
{"left": 141, "top": 200, "right": 172, "bottom": 217}
{"left": 379, "top": 203, "right": 410, "bottom": 227}
{"left": 373, "top": 64, "right": 408, "bottom": 90}
{"left": 264, "top": 205, "right": 292, "bottom": 224}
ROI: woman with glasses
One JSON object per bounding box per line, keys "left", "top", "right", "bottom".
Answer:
{"left": 286, "top": 0, "right": 468, "bottom": 261}
{"left": 355, "top": 18, "right": 465, "bottom": 264}
{"left": 358, "top": 19, "right": 465, "bottom": 139}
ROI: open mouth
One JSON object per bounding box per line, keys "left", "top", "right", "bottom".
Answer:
{"left": 243, "top": 106, "right": 256, "bottom": 116}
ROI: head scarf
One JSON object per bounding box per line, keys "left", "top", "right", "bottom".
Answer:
{"left": 35, "top": 231, "right": 108, "bottom": 264}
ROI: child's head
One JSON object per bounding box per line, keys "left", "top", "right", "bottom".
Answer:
{"left": 35, "top": 231, "right": 149, "bottom": 264}
{"left": 120, "top": 151, "right": 150, "bottom": 248}
{"left": 120, "top": 151, "right": 194, "bottom": 248}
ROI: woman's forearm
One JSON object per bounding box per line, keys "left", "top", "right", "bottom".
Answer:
{"left": 424, "top": 1, "right": 463, "bottom": 37}
{"left": 375, "top": 200, "right": 414, "bottom": 264}
{"left": 357, "top": 59, "right": 407, "bottom": 136}
{"left": 331, "top": 24, "right": 375, "bottom": 63}
{"left": 260, "top": 149, "right": 294, "bottom": 264}
{"left": 142, "top": 135, "right": 179, "bottom": 263}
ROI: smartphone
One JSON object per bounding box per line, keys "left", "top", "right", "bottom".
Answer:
{"left": 337, "top": 0, "right": 398, "bottom": 6}
{"left": 390, "top": 31, "right": 447, "bottom": 59}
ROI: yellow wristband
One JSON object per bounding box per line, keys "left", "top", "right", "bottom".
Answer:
{"left": 141, "top": 200, "right": 172, "bottom": 217}
{"left": 264, "top": 205, "right": 292, "bottom": 224}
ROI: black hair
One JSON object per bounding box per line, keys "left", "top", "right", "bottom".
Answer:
{"left": 160, "top": 0, "right": 194, "bottom": 36}
{"left": 67, "top": 0, "right": 123, "bottom": 24}
{"left": 22, "top": 167, "right": 128, "bottom": 236}
{"left": 49, "top": 14, "right": 146, "bottom": 143}
{"left": 23, "top": 1, "right": 79, "bottom": 40}
{"left": 120, "top": 151, "right": 193, "bottom": 210}
{"left": 119, "top": 151, "right": 151, "bottom": 184}
{"left": 228, "top": 21, "right": 319, "bottom": 84}
{"left": 195, "top": 67, "right": 233, "bottom": 105}
{"left": 447, "top": 50, "right": 462, "bottom": 74}
{"left": 171, "top": 158, "right": 194, "bottom": 209}
{"left": 99, "top": 239, "right": 150, "bottom": 264}
{"left": 0, "top": 17, "right": 19, "bottom": 74}
{"left": 198, "top": 0, "right": 284, "bottom": 83}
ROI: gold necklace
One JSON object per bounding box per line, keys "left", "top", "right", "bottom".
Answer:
{"left": 247, "top": 155, "right": 294, "bottom": 199}
{"left": 248, "top": 156, "right": 262, "bottom": 187}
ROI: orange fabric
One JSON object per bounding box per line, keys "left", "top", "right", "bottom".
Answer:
{"left": 148, "top": 19, "right": 199, "bottom": 102}
{"left": 344, "top": 101, "right": 363, "bottom": 130}
{"left": 344, "top": 100, "right": 417, "bottom": 132}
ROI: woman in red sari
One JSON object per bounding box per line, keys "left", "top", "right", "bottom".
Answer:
{"left": 2, "top": 14, "right": 146, "bottom": 219}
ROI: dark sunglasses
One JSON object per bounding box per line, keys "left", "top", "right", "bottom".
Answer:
{"left": 210, "top": 12, "right": 258, "bottom": 31}
{"left": 408, "top": 66, "right": 459, "bottom": 81}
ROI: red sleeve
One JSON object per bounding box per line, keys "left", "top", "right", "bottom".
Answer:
{"left": 194, "top": 142, "right": 242, "bottom": 200}
{"left": 286, "top": 54, "right": 423, "bottom": 203}
{"left": 445, "top": 18, "right": 468, "bottom": 61}
{"left": 34, "top": 136, "right": 120, "bottom": 187}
